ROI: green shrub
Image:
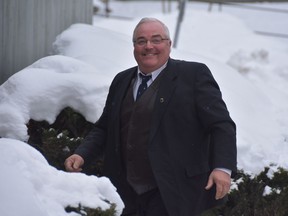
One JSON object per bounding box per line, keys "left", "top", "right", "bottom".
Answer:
{"left": 202, "top": 166, "right": 288, "bottom": 216}
{"left": 65, "top": 203, "right": 117, "bottom": 216}
{"left": 27, "top": 107, "right": 112, "bottom": 215}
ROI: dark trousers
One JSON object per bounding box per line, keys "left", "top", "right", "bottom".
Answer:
{"left": 121, "top": 188, "right": 169, "bottom": 216}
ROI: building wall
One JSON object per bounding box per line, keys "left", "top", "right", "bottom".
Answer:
{"left": 0, "top": 0, "right": 93, "bottom": 84}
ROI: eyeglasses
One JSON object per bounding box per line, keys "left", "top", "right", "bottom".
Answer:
{"left": 133, "top": 36, "right": 169, "bottom": 46}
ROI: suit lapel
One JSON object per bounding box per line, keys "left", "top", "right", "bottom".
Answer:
{"left": 114, "top": 69, "right": 136, "bottom": 108}
{"left": 111, "top": 67, "right": 137, "bottom": 150}
{"left": 149, "top": 59, "right": 178, "bottom": 143}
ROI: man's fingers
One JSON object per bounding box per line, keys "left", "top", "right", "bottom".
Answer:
{"left": 205, "top": 170, "right": 232, "bottom": 200}
{"left": 215, "top": 177, "right": 231, "bottom": 199}
{"left": 205, "top": 176, "right": 214, "bottom": 190}
{"left": 64, "top": 154, "right": 84, "bottom": 172}
{"left": 215, "top": 184, "right": 224, "bottom": 200}
{"left": 216, "top": 184, "right": 230, "bottom": 199}
{"left": 65, "top": 160, "right": 71, "bottom": 170}
{"left": 72, "top": 159, "right": 83, "bottom": 171}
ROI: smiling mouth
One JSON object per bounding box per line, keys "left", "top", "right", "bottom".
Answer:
{"left": 143, "top": 53, "right": 157, "bottom": 56}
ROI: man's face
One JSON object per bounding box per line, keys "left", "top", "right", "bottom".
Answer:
{"left": 133, "top": 21, "right": 171, "bottom": 74}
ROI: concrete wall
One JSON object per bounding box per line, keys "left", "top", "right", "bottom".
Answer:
{"left": 0, "top": 0, "right": 93, "bottom": 84}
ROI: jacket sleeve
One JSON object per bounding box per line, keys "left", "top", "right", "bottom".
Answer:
{"left": 74, "top": 72, "right": 122, "bottom": 164}
{"left": 195, "top": 63, "right": 237, "bottom": 176}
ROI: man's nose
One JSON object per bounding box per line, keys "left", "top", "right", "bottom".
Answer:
{"left": 145, "top": 40, "right": 153, "bottom": 48}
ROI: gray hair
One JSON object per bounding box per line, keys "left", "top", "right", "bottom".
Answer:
{"left": 132, "top": 17, "right": 171, "bottom": 42}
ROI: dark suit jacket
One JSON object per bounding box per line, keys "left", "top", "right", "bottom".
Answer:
{"left": 76, "top": 58, "right": 237, "bottom": 216}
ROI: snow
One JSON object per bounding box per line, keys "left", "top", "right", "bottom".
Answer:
{"left": 1, "top": 0, "right": 288, "bottom": 215}
{"left": 263, "top": 185, "right": 281, "bottom": 196}
{"left": 0, "top": 138, "right": 124, "bottom": 216}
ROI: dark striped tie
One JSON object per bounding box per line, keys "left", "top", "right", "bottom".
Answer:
{"left": 136, "top": 73, "right": 152, "bottom": 100}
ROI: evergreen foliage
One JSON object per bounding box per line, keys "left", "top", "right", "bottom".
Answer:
{"left": 27, "top": 107, "right": 111, "bottom": 215}
{"left": 27, "top": 107, "right": 288, "bottom": 216}
{"left": 65, "top": 203, "right": 117, "bottom": 216}
{"left": 202, "top": 167, "right": 288, "bottom": 216}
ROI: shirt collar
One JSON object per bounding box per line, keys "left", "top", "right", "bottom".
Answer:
{"left": 137, "top": 61, "right": 168, "bottom": 81}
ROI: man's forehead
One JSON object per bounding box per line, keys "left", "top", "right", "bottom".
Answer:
{"left": 136, "top": 34, "right": 162, "bottom": 39}
{"left": 135, "top": 27, "right": 165, "bottom": 36}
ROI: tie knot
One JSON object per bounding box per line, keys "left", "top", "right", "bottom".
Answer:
{"left": 139, "top": 73, "right": 152, "bottom": 84}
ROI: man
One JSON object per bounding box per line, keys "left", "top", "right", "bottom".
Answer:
{"left": 65, "top": 17, "right": 237, "bottom": 216}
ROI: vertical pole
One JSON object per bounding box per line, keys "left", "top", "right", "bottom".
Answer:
{"left": 162, "top": 0, "right": 166, "bottom": 13}
{"left": 162, "top": 0, "right": 172, "bottom": 14}
{"left": 218, "top": 3, "right": 222, "bottom": 12}
{"left": 173, "top": 0, "right": 186, "bottom": 48}
{"left": 104, "top": 0, "right": 109, "bottom": 17}
{"left": 208, "top": 1, "right": 213, "bottom": 12}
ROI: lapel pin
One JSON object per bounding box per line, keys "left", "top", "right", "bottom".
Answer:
{"left": 160, "top": 98, "right": 164, "bottom": 103}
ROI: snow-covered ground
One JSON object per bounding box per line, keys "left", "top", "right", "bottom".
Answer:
{"left": 1, "top": 0, "right": 288, "bottom": 215}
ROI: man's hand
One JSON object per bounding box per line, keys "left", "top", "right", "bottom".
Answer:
{"left": 64, "top": 154, "right": 84, "bottom": 172}
{"left": 205, "top": 169, "right": 231, "bottom": 200}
